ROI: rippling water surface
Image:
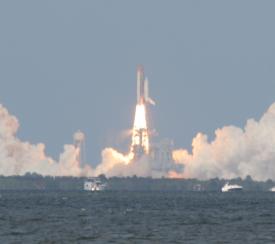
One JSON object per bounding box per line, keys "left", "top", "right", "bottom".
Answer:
{"left": 0, "top": 191, "right": 275, "bottom": 243}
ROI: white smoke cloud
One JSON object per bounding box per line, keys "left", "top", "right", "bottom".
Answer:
{"left": 0, "top": 104, "right": 92, "bottom": 176}
{"left": 0, "top": 103, "right": 172, "bottom": 178}
{"left": 3, "top": 100, "right": 275, "bottom": 180}
{"left": 94, "top": 148, "right": 153, "bottom": 178}
{"left": 172, "top": 103, "right": 275, "bottom": 181}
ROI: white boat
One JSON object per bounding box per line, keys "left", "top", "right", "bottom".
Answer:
{"left": 84, "top": 178, "right": 107, "bottom": 191}
{"left": 269, "top": 187, "right": 275, "bottom": 192}
{"left": 221, "top": 182, "right": 243, "bottom": 192}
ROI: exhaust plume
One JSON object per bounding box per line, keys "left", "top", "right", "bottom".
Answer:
{"left": 0, "top": 104, "right": 92, "bottom": 176}
{"left": 95, "top": 147, "right": 165, "bottom": 178}
{"left": 172, "top": 103, "right": 275, "bottom": 181}
{"left": 3, "top": 98, "right": 275, "bottom": 181}
{"left": 131, "top": 104, "right": 149, "bottom": 155}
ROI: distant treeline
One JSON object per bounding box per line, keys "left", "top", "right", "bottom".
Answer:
{"left": 0, "top": 173, "right": 274, "bottom": 191}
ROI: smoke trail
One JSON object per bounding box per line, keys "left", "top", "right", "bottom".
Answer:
{"left": 0, "top": 104, "right": 92, "bottom": 176}
{"left": 172, "top": 103, "right": 275, "bottom": 181}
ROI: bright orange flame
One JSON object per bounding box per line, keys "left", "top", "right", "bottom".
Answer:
{"left": 133, "top": 104, "right": 147, "bottom": 130}
{"left": 130, "top": 103, "right": 149, "bottom": 155}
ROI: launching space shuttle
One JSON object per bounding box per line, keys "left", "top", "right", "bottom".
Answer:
{"left": 137, "top": 65, "right": 155, "bottom": 105}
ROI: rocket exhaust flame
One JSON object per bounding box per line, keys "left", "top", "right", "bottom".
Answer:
{"left": 133, "top": 104, "right": 147, "bottom": 129}
{"left": 129, "top": 66, "right": 154, "bottom": 159}
{"left": 131, "top": 104, "right": 149, "bottom": 156}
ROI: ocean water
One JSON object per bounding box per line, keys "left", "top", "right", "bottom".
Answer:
{"left": 0, "top": 191, "right": 275, "bottom": 243}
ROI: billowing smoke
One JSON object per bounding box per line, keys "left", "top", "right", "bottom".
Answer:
{"left": 94, "top": 148, "right": 162, "bottom": 178}
{"left": 93, "top": 102, "right": 179, "bottom": 178}
{"left": 172, "top": 103, "right": 275, "bottom": 181}
{"left": 0, "top": 102, "right": 174, "bottom": 178}
{"left": 3, "top": 100, "right": 275, "bottom": 180}
{"left": 0, "top": 104, "right": 92, "bottom": 176}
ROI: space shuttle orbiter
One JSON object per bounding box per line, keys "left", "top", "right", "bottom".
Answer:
{"left": 136, "top": 65, "right": 155, "bottom": 105}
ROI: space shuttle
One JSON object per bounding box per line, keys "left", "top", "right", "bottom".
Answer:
{"left": 136, "top": 65, "right": 155, "bottom": 105}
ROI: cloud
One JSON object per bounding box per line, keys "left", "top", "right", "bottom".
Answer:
{"left": 2, "top": 101, "right": 275, "bottom": 180}
{"left": 172, "top": 103, "right": 275, "bottom": 180}
{"left": 0, "top": 104, "right": 92, "bottom": 176}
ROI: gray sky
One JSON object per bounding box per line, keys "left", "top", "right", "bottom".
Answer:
{"left": 0, "top": 1, "right": 274, "bottom": 166}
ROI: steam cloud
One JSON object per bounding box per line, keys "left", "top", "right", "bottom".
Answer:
{"left": 172, "top": 103, "right": 275, "bottom": 181}
{"left": 0, "top": 104, "right": 92, "bottom": 176}
{"left": 1, "top": 102, "right": 275, "bottom": 180}
{"left": 94, "top": 148, "right": 161, "bottom": 178}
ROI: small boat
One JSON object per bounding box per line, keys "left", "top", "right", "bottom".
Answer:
{"left": 84, "top": 177, "right": 107, "bottom": 191}
{"left": 269, "top": 187, "right": 275, "bottom": 192}
{"left": 221, "top": 182, "right": 243, "bottom": 192}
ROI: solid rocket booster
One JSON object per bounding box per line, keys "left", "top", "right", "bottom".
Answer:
{"left": 137, "top": 65, "right": 155, "bottom": 105}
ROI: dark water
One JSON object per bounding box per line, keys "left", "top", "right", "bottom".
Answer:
{"left": 0, "top": 191, "right": 275, "bottom": 243}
